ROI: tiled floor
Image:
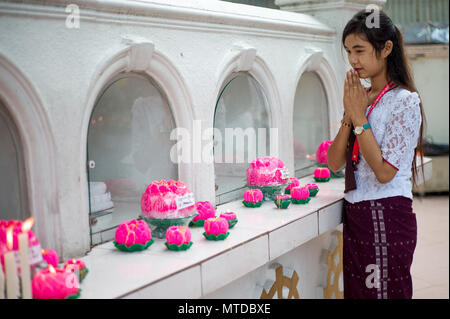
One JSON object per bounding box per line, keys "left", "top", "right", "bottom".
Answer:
{"left": 411, "top": 194, "right": 449, "bottom": 299}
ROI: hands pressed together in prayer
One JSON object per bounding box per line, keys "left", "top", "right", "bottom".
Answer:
{"left": 343, "top": 69, "right": 369, "bottom": 125}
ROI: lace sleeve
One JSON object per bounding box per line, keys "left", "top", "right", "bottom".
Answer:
{"left": 380, "top": 91, "right": 422, "bottom": 170}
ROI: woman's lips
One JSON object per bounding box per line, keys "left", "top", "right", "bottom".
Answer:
{"left": 354, "top": 68, "right": 362, "bottom": 72}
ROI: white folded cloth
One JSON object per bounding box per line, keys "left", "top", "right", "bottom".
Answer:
{"left": 91, "top": 192, "right": 112, "bottom": 205}
{"left": 89, "top": 182, "right": 114, "bottom": 213}
{"left": 89, "top": 182, "right": 107, "bottom": 196}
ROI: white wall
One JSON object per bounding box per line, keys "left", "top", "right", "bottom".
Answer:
{"left": 410, "top": 56, "right": 449, "bottom": 144}
{"left": 0, "top": 0, "right": 342, "bottom": 259}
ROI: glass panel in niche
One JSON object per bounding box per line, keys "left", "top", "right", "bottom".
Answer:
{"left": 214, "top": 73, "right": 270, "bottom": 204}
{"left": 293, "top": 72, "right": 329, "bottom": 176}
{"left": 0, "top": 100, "right": 30, "bottom": 221}
{"left": 87, "top": 74, "right": 177, "bottom": 236}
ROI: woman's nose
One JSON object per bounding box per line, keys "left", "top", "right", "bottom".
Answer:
{"left": 349, "top": 54, "right": 358, "bottom": 65}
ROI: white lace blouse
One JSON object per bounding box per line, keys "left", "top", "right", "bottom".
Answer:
{"left": 344, "top": 87, "right": 422, "bottom": 204}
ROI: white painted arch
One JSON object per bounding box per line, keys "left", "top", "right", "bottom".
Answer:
{"left": 80, "top": 39, "right": 196, "bottom": 244}
{"left": 292, "top": 49, "right": 341, "bottom": 139}
{"left": 0, "top": 54, "right": 63, "bottom": 255}
{"left": 210, "top": 45, "right": 285, "bottom": 203}
{"left": 213, "top": 44, "right": 283, "bottom": 132}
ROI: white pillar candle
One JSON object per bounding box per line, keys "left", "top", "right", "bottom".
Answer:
{"left": 0, "top": 263, "right": 5, "bottom": 299}
{"left": 4, "top": 251, "right": 19, "bottom": 299}
{"left": 18, "top": 233, "right": 32, "bottom": 299}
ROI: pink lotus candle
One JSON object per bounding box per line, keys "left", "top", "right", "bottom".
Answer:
{"left": 291, "top": 187, "right": 310, "bottom": 199}
{"left": 274, "top": 194, "right": 291, "bottom": 209}
{"left": 41, "top": 249, "right": 59, "bottom": 268}
{"left": 141, "top": 180, "right": 196, "bottom": 219}
{"left": 242, "top": 189, "right": 264, "bottom": 208}
{"left": 243, "top": 189, "right": 263, "bottom": 203}
{"left": 219, "top": 212, "right": 236, "bottom": 221}
{"left": 32, "top": 265, "right": 79, "bottom": 299}
{"left": 192, "top": 201, "right": 216, "bottom": 223}
{"left": 114, "top": 219, "right": 152, "bottom": 247}
{"left": 305, "top": 183, "right": 319, "bottom": 197}
{"left": 316, "top": 140, "right": 333, "bottom": 165}
{"left": 285, "top": 178, "right": 300, "bottom": 194}
{"left": 64, "top": 259, "right": 87, "bottom": 282}
{"left": 165, "top": 226, "right": 191, "bottom": 246}
{"left": 291, "top": 186, "right": 311, "bottom": 204}
{"left": 219, "top": 212, "right": 238, "bottom": 228}
{"left": 314, "top": 167, "right": 331, "bottom": 182}
{"left": 203, "top": 217, "right": 229, "bottom": 240}
{"left": 246, "top": 157, "right": 289, "bottom": 187}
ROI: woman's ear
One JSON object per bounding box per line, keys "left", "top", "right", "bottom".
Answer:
{"left": 382, "top": 40, "right": 393, "bottom": 58}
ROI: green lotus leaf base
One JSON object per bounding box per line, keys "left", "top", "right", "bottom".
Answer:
{"left": 291, "top": 197, "right": 311, "bottom": 204}
{"left": 314, "top": 177, "right": 331, "bottom": 183}
{"left": 113, "top": 239, "right": 154, "bottom": 252}
{"left": 274, "top": 199, "right": 291, "bottom": 209}
{"left": 242, "top": 200, "right": 263, "bottom": 208}
{"left": 66, "top": 289, "right": 81, "bottom": 299}
{"left": 189, "top": 218, "right": 206, "bottom": 227}
{"left": 165, "top": 241, "right": 193, "bottom": 251}
{"left": 203, "top": 232, "right": 230, "bottom": 241}
{"left": 308, "top": 188, "right": 319, "bottom": 197}
{"left": 227, "top": 218, "right": 238, "bottom": 229}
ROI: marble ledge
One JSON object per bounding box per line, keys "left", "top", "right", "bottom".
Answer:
{"left": 78, "top": 175, "right": 346, "bottom": 298}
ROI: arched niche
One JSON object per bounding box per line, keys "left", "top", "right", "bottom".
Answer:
{"left": 212, "top": 45, "right": 281, "bottom": 205}
{"left": 82, "top": 39, "right": 194, "bottom": 244}
{"left": 0, "top": 54, "right": 62, "bottom": 255}
{"left": 293, "top": 71, "right": 330, "bottom": 175}
{"left": 213, "top": 72, "right": 271, "bottom": 205}
{"left": 291, "top": 49, "right": 340, "bottom": 177}
{"left": 87, "top": 73, "right": 178, "bottom": 235}
{"left": 0, "top": 99, "right": 29, "bottom": 221}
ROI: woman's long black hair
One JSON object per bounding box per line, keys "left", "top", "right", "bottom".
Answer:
{"left": 342, "top": 9, "right": 426, "bottom": 186}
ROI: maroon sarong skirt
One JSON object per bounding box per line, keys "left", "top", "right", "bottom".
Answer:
{"left": 343, "top": 196, "right": 417, "bottom": 299}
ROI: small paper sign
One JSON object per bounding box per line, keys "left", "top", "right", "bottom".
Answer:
{"left": 29, "top": 244, "right": 43, "bottom": 265}
{"left": 175, "top": 193, "right": 195, "bottom": 210}
{"left": 280, "top": 169, "right": 289, "bottom": 179}
{"left": 14, "top": 244, "right": 43, "bottom": 266}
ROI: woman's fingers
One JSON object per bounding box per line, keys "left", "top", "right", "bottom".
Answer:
{"left": 352, "top": 70, "right": 362, "bottom": 95}
{"left": 353, "top": 71, "right": 365, "bottom": 95}
{"left": 359, "top": 81, "right": 366, "bottom": 95}
{"left": 347, "top": 70, "right": 353, "bottom": 87}
{"left": 352, "top": 70, "right": 359, "bottom": 88}
{"left": 343, "top": 76, "right": 349, "bottom": 113}
{"left": 350, "top": 70, "right": 358, "bottom": 95}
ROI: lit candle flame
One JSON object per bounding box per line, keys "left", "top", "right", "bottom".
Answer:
{"left": 72, "top": 259, "right": 76, "bottom": 264}
{"left": 6, "top": 226, "right": 14, "bottom": 251}
{"left": 48, "top": 265, "right": 56, "bottom": 274}
{"left": 22, "top": 217, "right": 34, "bottom": 232}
